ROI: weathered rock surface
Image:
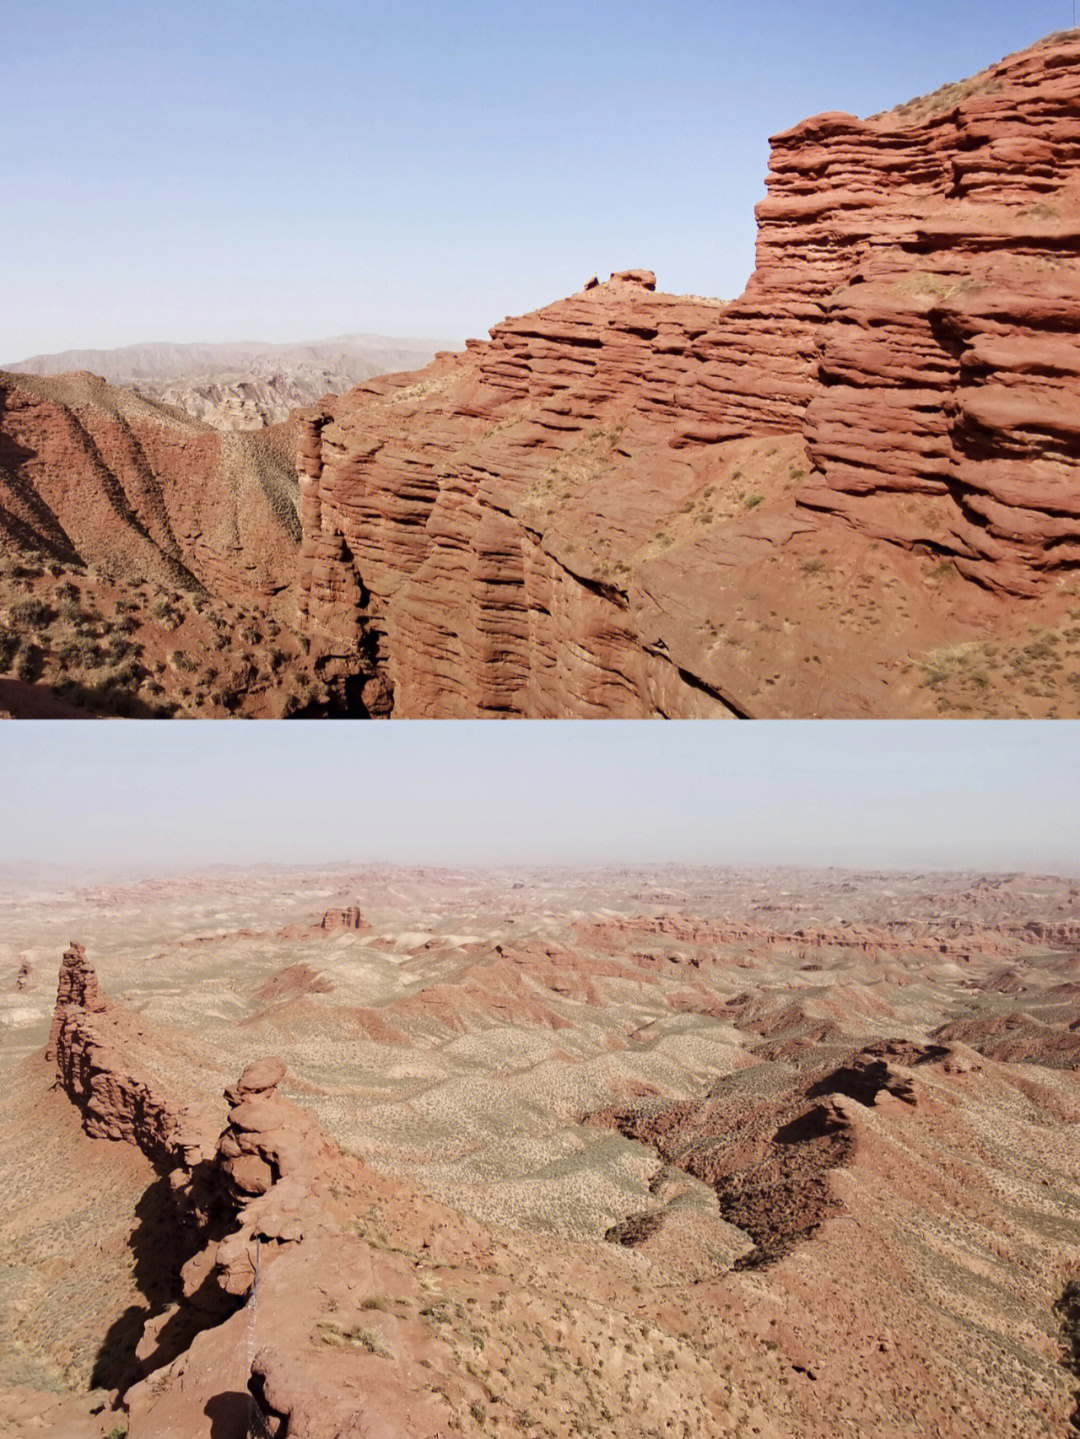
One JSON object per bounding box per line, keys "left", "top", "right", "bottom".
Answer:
{"left": 297, "top": 33, "right": 1080, "bottom": 718}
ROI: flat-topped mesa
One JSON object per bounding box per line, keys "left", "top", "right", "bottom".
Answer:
{"left": 317, "top": 902, "right": 370, "bottom": 933}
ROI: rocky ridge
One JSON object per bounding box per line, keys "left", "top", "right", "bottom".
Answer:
{"left": 296, "top": 33, "right": 1080, "bottom": 718}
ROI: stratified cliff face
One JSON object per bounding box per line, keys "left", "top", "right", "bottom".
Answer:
{"left": 298, "top": 34, "right": 1080, "bottom": 718}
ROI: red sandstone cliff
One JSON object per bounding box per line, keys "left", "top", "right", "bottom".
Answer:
{"left": 297, "top": 34, "right": 1080, "bottom": 718}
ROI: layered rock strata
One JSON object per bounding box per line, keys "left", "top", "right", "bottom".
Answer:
{"left": 318, "top": 903, "right": 370, "bottom": 933}
{"left": 297, "top": 34, "right": 1080, "bottom": 717}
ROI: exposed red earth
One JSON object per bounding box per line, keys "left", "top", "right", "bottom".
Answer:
{"left": 5, "top": 34, "right": 1080, "bottom": 715}
{"left": 0, "top": 372, "right": 328, "bottom": 716}
{"left": 2, "top": 865, "right": 1079, "bottom": 1436}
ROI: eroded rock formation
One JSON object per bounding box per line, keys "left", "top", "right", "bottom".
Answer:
{"left": 297, "top": 34, "right": 1080, "bottom": 718}
{"left": 47, "top": 943, "right": 210, "bottom": 1169}
{"left": 318, "top": 903, "right": 370, "bottom": 933}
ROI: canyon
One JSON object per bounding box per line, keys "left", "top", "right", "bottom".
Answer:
{"left": 1, "top": 864, "right": 1078, "bottom": 1437}
{"left": 5, "top": 32, "right": 1080, "bottom": 716}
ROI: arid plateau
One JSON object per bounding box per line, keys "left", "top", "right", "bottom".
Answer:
{"left": 2, "top": 864, "right": 1079, "bottom": 1436}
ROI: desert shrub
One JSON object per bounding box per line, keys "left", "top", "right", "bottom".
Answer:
{"left": 150, "top": 597, "right": 182, "bottom": 629}
{"left": 282, "top": 685, "right": 314, "bottom": 718}
{"left": 57, "top": 594, "right": 84, "bottom": 622}
{"left": 72, "top": 608, "right": 101, "bottom": 635}
{"left": 105, "top": 658, "right": 144, "bottom": 690}
{"left": 9, "top": 596, "right": 54, "bottom": 629}
{"left": 170, "top": 649, "right": 196, "bottom": 672}
{"left": 57, "top": 636, "right": 103, "bottom": 669}
{"left": 0, "top": 627, "right": 19, "bottom": 671}
{"left": 105, "top": 634, "right": 138, "bottom": 663}
{"left": 14, "top": 643, "right": 42, "bottom": 681}
{"left": 743, "top": 493, "right": 764, "bottom": 509}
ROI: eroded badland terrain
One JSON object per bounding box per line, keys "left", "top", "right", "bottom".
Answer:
{"left": 1, "top": 865, "right": 1079, "bottom": 1436}
{"left": 8, "top": 33, "right": 1080, "bottom": 716}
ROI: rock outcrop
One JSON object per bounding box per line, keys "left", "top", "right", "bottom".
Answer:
{"left": 317, "top": 903, "right": 370, "bottom": 933}
{"left": 45, "top": 942, "right": 109, "bottom": 1063}
{"left": 46, "top": 943, "right": 211, "bottom": 1170}
{"left": 296, "top": 33, "right": 1080, "bottom": 718}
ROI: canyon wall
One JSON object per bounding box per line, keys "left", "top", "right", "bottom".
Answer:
{"left": 297, "top": 34, "right": 1080, "bottom": 717}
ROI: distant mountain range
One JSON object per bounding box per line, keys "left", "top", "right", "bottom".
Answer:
{"left": 4, "top": 334, "right": 456, "bottom": 430}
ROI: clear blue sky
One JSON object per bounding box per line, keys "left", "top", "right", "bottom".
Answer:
{"left": 1, "top": 722, "right": 1078, "bottom": 876}
{"left": 3, "top": 0, "right": 1074, "bottom": 359}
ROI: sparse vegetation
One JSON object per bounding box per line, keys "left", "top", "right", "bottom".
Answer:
{"left": 0, "top": 627, "right": 19, "bottom": 671}
{"left": 9, "top": 596, "right": 54, "bottom": 629}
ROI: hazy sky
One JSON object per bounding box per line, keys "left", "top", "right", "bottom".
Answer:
{"left": 4, "top": 0, "right": 1074, "bottom": 358}
{"left": 1, "top": 722, "right": 1077, "bottom": 877}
